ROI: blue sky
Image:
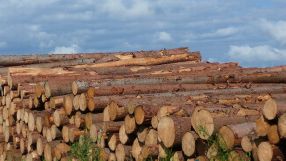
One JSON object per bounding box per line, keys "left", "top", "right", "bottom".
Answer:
{"left": 0, "top": 0, "right": 286, "bottom": 67}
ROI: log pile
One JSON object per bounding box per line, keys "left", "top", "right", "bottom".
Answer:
{"left": 0, "top": 47, "right": 286, "bottom": 161}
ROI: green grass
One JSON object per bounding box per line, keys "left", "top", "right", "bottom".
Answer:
{"left": 70, "top": 135, "right": 103, "bottom": 161}
{"left": 197, "top": 125, "right": 252, "bottom": 161}
{"left": 158, "top": 147, "right": 175, "bottom": 161}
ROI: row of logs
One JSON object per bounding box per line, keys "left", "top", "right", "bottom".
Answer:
{"left": 0, "top": 47, "right": 286, "bottom": 161}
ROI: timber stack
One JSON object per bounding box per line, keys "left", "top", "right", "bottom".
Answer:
{"left": 0, "top": 47, "right": 286, "bottom": 161}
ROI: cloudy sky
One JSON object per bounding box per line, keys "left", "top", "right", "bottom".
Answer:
{"left": 0, "top": 0, "right": 286, "bottom": 67}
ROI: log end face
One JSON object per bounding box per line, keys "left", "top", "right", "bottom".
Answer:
{"left": 44, "top": 82, "right": 51, "bottom": 98}
{"left": 192, "top": 109, "right": 214, "bottom": 140}
{"left": 158, "top": 116, "right": 175, "bottom": 148}
{"left": 90, "top": 124, "right": 98, "bottom": 142}
{"left": 124, "top": 115, "right": 136, "bottom": 134}
{"left": 44, "top": 144, "right": 52, "bottom": 161}
{"left": 256, "top": 116, "right": 270, "bottom": 137}
{"left": 36, "top": 138, "right": 43, "bottom": 156}
{"left": 64, "top": 95, "right": 73, "bottom": 115}
{"left": 108, "top": 101, "right": 119, "bottom": 121}
{"left": 74, "top": 112, "right": 82, "bottom": 128}
{"left": 79, "top": 93, "right": 87, "bottom": 111}
{"left": 87, "top": 99, "right": 95, "bottom": 112}
{"left": 134, "top": 106, "right": 145, "bottom": 125}
{"left": 257, "top": 142, "right": 273, "bottom": 161}
{"left": 71, "top": 81, "right": 78, "bottom": 95}
{"left": 131, "top": 138, "right": 142, "bottom": 160}
{"left": 62, "top": 126, "right": 69, "bottom": 143}
{"left": 108, "top": 134, "right": 117, "bottom": 151}
{"left": 241, "top": 136, "right": 252, "bottom": 152}
{"left": 263, "top": 98, "right": 277, "bottom": 120}
{"left": 182, "top": 132, "right": 196, "bottom": 157}
{"left": 218, "top": 126, "right": 235, "bottom": 150}
{"left": 278, "top": 113, "right": 286, "bottom": 138}
{"left": 119, "top": 125, "right": 128, "bottom": 144}
{"left": 115, "top": 144, "right": 125, "bottom": 161}
{"left": 53, "top": 110, "right": 61, "bottom": 127}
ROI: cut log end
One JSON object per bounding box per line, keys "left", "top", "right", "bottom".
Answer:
{"left": 79, "top": 93, "right": 87, "bottom": 111}
{"left": 108, "top": 101, "right": 119, "bottom": 121}
{"left": 108, "top": 134, "right": 118, "bottom": 151}
{"left": 241, "top": 136, "right": 252, "bottom": 152}
{"left": 90, "top": 124, "right": 98, "bottom": 142}
{"left": 124, "top": 115, "right": 136, "bottom": 134}
{"left": 71, "top": 81, "right": 78, "bottom": 95}
{"left": 64, "top": 95, "right": 73, "bottom": 115}
{"left": 267, "top": 125, "right": 280, "bottom": 144}
{"left": 257, "top": 142, "right": 273, "bottom": 161}
{"left": 115, "top": 144, "right": 125, "bottom": 161}
{"left": 131, "top": 138, "right": 142, "bottom": 160}
{"left": 44, "top": 82, "right": 51, "bottom": 99}
{"left": 151, "top": 116, "right": 159, "bottom": 129}
{"left": 182, "top": 132, "right": 196, "bottom": 157}
{"left": 158, "top": 116, "right": 175, "bottom": 148}
{"left": 263, "top": 98, "right": 277, "bottom": 120}
{"left": 134, "top": 105, "right": 145, "bottom": 125}
{"left": 278, "top": 113, "right": 286, "bottom": 138}
{"left": 119, "top": 125, "right": 128, "bottom": 144}
{"left": 218, "top": 126, "right": 235, "bottom": 150}
{"left": 191, "top": 108, "right": 214, "bottom": 140}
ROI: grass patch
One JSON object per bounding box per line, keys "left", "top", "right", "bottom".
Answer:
{"left": 70, "top": 135, "right": 104, "bottom": 161}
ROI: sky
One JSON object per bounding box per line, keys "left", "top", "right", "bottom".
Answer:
{"left": 0, "top": 0, "right": 286, "bottom": 67}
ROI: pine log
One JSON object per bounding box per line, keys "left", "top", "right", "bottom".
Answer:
{"left": 17, "top": 65, "right": 286, "bottom": 98}
{"left": 182, "top": 131, "right": 198, "bottom": 157}
{"left": 49, "top": 96, "right": 64, "bottom": 109}
{"left": 278, "top": 113, "right": 286, "bottom": 138}
{"left": 68, "top": 126, "right": 85, "bottom": 143}
{"left": 124, "top": 115, "right": 136, "bottom": 134}
{"left": 72, "top": 61, "right": 236, "bottom": 79}
{"left": 240, "top": 136, "right": 253, "bottom": 153}
{"left": 131, "top": 138, "right": 142, "bottom": 160}
{"left": 53, "top": 109, "right": 70, "bottom": 127}
{"left": 107, "top": 102, "right": 128, "bottom": 121}
{"left": 267, "top": 125, "right": 280, "bottom": 144}
{"left": 36, "top": 137, "right": 46, "bottom": 156}
{"left": 53, "top": 143, "right": 70, "bottom": 160}
{"left": 118, "top": 124, "right": 135, "bottom": 145}
{"left": 115, "top": 144, "right": 132, "bottom": 161}
{"left": 1, "top": 47, "right": 190, "bottom": 66}
{"left": 263, "top": 98, "right": 286, "bottom": 120}
{"left": 73, "top": 82, "right": 240, "bottom": 97}
{"left": 137, "top": 127, "right": 149, "bottom": 143}
{"left": 63, "top": 71, "right": 286, "bottom": 90}
{"left": 44, "top": 141, "right": 61, "bottom": 161}
{"left": 84, "top": 113, "right": 104, "bottom": 129}
{"left": 139, "top": 144, "right": 159, "bottom": 161}
{"left": 108, "top": 133, "right": 119, "bottom": 152}
{"left": 94, "top": 121, "right": 123, "bottom": 134}
{"left": 257, "top": 142, "right": 285, "bottom": 161}
{"left": 145, "top": 129, "right": 158, "bottom": 146}
{"left": 85, "top": 85, "right": 286, "bottom": 113}
{"left": 223, "top": 122, "right": 256, "bottom": 150}
{"left": 256, "top": 116, "right": 271, "bottom": 137}
{"left": 158, "top": 116, "right": 193, "bottom": 148}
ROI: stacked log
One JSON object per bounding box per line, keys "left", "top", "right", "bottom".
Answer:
{"left": 0, "top": 47, "right": 285, "bottom": 161}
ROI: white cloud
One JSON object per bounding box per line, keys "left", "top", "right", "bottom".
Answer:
{"left": 157, "top": 31, "right": 173, "bottom": 42}
{"left": 102, "top": 0, "right": 153, "bottom": 19}
{"left": 0, "top": 42, "right": 7, "bottom": 48}
{"left": 50, "top": 44, "right": 79, "bottom": 54}
{"left": 228, "top": 45, "right": 286, "bottom": 62}
{"left": 260, "top": 19, "right": 286, "bottom": 45}
{"left": 201, "top": 27, "right": 239, "bottom": 38}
